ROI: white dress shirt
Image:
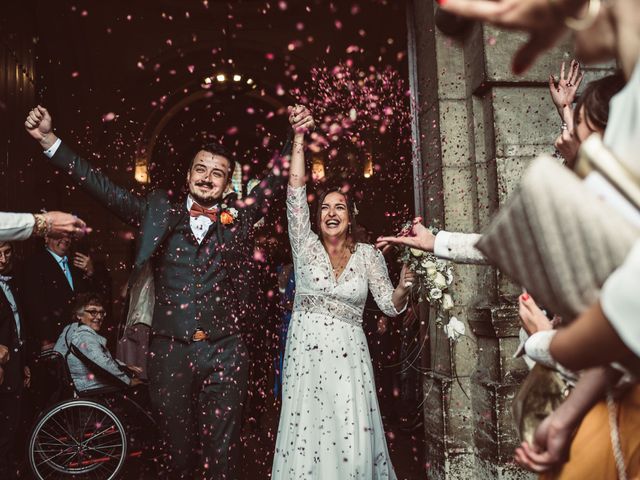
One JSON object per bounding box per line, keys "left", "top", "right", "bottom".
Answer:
{"left": 186, "top": 196, "right": 215, "bottom": 244}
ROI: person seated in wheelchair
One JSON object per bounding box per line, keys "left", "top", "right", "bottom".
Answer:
{"left": 54, "top": 292, "right": 143, "bottom": 393}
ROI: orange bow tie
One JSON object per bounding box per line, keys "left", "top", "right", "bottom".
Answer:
{"left": 189, "top": 203, "right": 217, "bottom": 222}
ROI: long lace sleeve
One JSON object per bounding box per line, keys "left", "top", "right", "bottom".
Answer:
{"left": 287, "top": 184, "right": 317, "bottom": 260}
{"left": 366, "top": 246, "right": 405, "bottom": 317}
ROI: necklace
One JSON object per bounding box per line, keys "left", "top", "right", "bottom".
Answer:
{"left": 329, "top": 247, "right": 351, "bottom": 280}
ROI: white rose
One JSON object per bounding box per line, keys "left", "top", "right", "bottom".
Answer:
{"left": 422, "top": 260, "right": 436, "bottom": 275}
{"left": 410, "top": 248, "right": 423, "bottom": 257}
{"left": 429, "top": 288, "right": 443, "bottom": 300}
{"left": 422, "top": 260, "right": 436, "bottom": 269}
{"left": 442, "top": 293, "right": 454, "bottom": 311}
{"left": 227, "top": 207, "right": 239, "bottom": 217}
{"left": 443, "top": 316, "right": 465, "bottom": 341}
{"left": 433, "top": 272, "right": 447, "bottom": 289}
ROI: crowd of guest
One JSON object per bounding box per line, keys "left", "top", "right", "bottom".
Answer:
{"left": 379, "top": 0, "right": 640, "bottom": 478}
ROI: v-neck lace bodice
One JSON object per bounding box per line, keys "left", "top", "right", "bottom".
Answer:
{"left": 287, "top": 185, "right": 401, "bottom": 327}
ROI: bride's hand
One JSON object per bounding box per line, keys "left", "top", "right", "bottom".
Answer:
{"left": 288, "top": 104, "right": 315, "bottom": 134}
{"left": 399, "top": 264, "right": 416, "bottom": 291}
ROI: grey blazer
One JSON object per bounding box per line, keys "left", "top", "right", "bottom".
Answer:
{"left": 54, "top": 323, "right": 131, "bottom": 392}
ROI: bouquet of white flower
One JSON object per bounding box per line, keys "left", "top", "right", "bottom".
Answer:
{"left": 397, "top": 226, "right": 464, "bottom": 341}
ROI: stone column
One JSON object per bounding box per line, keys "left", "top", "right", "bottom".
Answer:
{"left": 405, "top": 2, "right": 596, "bottom": 478}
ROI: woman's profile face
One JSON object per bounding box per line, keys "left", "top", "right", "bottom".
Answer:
{"left": 319, "top": 191, "right": 350, "bottom": 241}
{"left": 574, "top": 105, "right": 603, "bottom": 144}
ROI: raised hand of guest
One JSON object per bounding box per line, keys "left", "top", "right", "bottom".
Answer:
{"left": 73, "top": 252, "right": 94, "bottom": 277}
{"left": 376, "top": 217, "right": 435, "bottom": 255}
{"left": 42, "top": 211, "right": 89, "bottom": 239}
{"left": 0, "top": 344, "right": 9, "bottom": 365}
{"left": 24, "top": 105, "right": 59, "bottom": 150}
{"left": 518, "top": 293, "right": 553, "bottom": 335}
{"left": 549, "top": 60, "right": 584, "bottom": 118}
{"left": 439, "top": 0, "right": 587, "bottom": 74}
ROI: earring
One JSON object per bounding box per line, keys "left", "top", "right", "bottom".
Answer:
{"left": 348, "top": 223, "right": 352, "bottom": 234}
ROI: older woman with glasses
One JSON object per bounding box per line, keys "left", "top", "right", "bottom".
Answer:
{"left": 54, "top": 292, "right": 142, "bottom": 392}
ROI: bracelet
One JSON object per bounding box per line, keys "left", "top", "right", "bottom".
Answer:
{"left": 32, "top": 213, "right": 49, "bottom": 237}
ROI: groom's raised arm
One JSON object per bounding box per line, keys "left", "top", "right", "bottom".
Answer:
{"left": 25, "top": 106, "right": 145, "bottom": 226}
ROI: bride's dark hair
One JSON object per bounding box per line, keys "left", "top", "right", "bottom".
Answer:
{"left": 315, "top": 186, "right": 368, "bottom": 252}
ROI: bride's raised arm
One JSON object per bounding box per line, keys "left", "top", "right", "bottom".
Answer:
{"left": 287, "top": 105, "right": 314, "bottom": 188}
{"left": 286, "top": 105, "right": 315, "bottom": 258}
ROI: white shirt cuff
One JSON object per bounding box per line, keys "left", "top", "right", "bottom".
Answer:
{"left": 433, "top": 230, "right": 451, "bottom": 258}
{"left": 44, "top": 138, "right": 62, "bottom": 158}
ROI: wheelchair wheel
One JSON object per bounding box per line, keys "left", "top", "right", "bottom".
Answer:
{"left": 28, "top": 399, "right": 127, "bottom": 480}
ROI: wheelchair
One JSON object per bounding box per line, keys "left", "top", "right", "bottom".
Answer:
{"left": 27, "top": 350, "right": 158, "bottom": 480}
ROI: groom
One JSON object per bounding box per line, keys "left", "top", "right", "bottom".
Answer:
{"left": 24, "top": 105, "right": 312, "bottom": 479}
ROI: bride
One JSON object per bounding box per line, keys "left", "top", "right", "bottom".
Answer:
{"left": 271, "top": 105, "right": 415, "bottom": 479}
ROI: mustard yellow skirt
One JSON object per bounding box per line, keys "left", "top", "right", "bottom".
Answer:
{"left": 541, "top": 386, "right": 640, "bottom": 480}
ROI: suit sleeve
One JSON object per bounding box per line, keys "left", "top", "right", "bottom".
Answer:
{"left": 48, "top": 142, "right": 145, "bottom": 226}
{"left": 243, "top": 154, "right": 288, "bottom": 224}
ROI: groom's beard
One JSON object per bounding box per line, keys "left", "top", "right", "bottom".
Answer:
{"left": 190, "top": 181, "right": 222, "bottom": 207}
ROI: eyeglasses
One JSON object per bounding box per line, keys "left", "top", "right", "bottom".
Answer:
{"left": 84, "top": 309, "right": 106, "bottom": 320}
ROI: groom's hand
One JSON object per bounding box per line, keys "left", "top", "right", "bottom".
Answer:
{"left": 25, "top": 105, "right": 58, "bottom": 150}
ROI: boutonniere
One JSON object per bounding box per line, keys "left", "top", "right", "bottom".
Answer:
{"left": 218, "top": 204, "right": 239, "bottom": 225}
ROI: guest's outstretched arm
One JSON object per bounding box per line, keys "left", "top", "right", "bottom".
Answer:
{"left": 287, "top": 105, "right": 314, "bottom": 188}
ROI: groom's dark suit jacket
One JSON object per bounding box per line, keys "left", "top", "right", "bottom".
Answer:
{"left": 47, "top": 143, "right": 286, "bottom": 343}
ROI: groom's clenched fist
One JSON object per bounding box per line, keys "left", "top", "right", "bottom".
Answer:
{"left": 25, "top": 105, "right": 58, "bottom": 150}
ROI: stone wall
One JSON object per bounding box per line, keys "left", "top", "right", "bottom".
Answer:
{"left": 406, "top": 2, "right": 610, "bottom": 478}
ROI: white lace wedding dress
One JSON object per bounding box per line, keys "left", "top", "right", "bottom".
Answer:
{"left": 271, "top": 185, "right": 403, "bottom": 480}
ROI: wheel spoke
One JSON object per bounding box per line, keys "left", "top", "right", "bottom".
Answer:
{"left": 49, "top": 415, "right": 79, "bottom": 445}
